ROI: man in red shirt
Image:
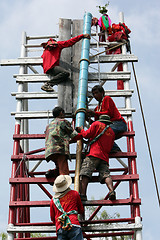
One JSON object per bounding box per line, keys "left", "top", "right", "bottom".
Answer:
{"left": 41, "top": 34, "right": 90, "bottom": 92}
{"left": 76, "top": 115, "right": 116, "bottom": 201}
{"left": 50, "top": 175, "right": 84, "bottom": 240}
{"left": 87, "top": 85, "right": 127, "bottom": 152}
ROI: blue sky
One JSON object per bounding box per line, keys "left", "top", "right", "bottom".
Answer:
{"left": 0, "top": 0, "right": 160, "bottom": 239}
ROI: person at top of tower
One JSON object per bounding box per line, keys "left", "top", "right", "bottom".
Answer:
{"left": 76, "top": 115, "right": 116, "bottom": 201}
{"left": 45, "top": 106, "right": 80, "bottom": 178}
{"left": 86, "top": 85, "right": 127, "bottom": 152}
{"left": 41, "top": 33, "right": 90, "bottom": 92}
{"left": 50, "top": 175, "right": 84, "bottom": 240}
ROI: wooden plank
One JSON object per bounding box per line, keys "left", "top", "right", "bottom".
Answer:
{"left": 14, "top": 71, "right": 131, "bottom": 83}
{"left": 11, "top": 92, "right": 58, "bottom": 99}
{"left": 0, "top": 57, "right": 42, "bottom": 66}
{"left": 7, "top": 223, "right": 142, "bottom": 233}
{"left": 7, "top": 225, "right": 56, "bottom": 233}
{"left": 88, "top": 71, "right": 131, "bottom": 81}
{"left": 72, "top": 19, "right": 83, "bottom": 112}
{"left": 58, "top": 18, "right": 72, "bottom": 113}
{"left": 90, "top": 54, "right": 138, "bottom": 64}
{"left": 14, "top": 74, "right": 56, "bottom": 83}
{"left": 11, "top": 108, "right": 135, "bottom": 119}
{"left": 0, "top": 54, "right": 138, "bottom": 66}
{"left": 82, "top": 223, "right": 142, "bottom": 232}
{"left": 11, "top": 90, "right": 133, "bottom": 100}
{"left": 11, "top": 111, "right": 73, "bottom": 119}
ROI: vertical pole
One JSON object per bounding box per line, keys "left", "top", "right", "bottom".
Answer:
{"left": 8, "top": 31, "right": 28, "bottom": 239}
{"left": 75, "top": 12, "right": 92, "bottom": 127}
{"left": 74, "top": 12, "right": 92, "bottom": 192}
{"left": 72, "top": 19, "right": 83, "bottom": 112}
{"left": 119, "top": 12, "right": 142, "bottom": 239}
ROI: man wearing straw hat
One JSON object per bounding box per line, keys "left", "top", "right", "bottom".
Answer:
{"left": 76, "top": 115, "right": 116, "bottom": 201}
{"left": 50, "top": 175, "right": 84, "bottom": 240}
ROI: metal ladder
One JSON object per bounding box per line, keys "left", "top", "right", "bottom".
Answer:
{"left": 0, "top": 12, "right": 142, "bottom": 240}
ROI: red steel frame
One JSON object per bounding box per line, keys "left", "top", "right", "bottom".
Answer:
{"left": 7, "top": 17, "right": 142, "bottom": 239}
{"left": 8, "top": 129, "right": 142, "bottom": 239}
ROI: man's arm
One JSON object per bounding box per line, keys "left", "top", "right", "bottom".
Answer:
{"left": 50, "top": 199, "right": 55, "bottom": 224}
{"left": 58, "top": 34, "right": 90, "bottom": 48}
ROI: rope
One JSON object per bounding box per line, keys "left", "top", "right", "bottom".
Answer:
{"left": 14, "top": 154, "right": 28, "bottom": 178}
{"left": 75, "top": 107, "right": 87, "bottom": 115}
{"left": 47, "top": 110, "right": 50, "bottom": 125}
{"left": 130, "top": 47, "right": 160, "bottom": 207}
{"left": 90, "top": 42, "right": 125, "bottom": 59}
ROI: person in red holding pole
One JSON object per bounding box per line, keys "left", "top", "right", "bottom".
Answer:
{"left": 41, "top": 34, "right": 90, "bottom": 92}
{"left": 50, "top": 175, "right": 84, "bottom": 240}
{"left": 76, "top": 115, "right": 116, "bottom": 201}
{"left": 86, "top": 85, "right": 127, "bottom": 153}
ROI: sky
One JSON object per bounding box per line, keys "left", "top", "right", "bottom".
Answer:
{"left": 0, "top": 0, "right": 160, "bottom": 239}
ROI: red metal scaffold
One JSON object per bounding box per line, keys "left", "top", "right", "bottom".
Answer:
{"left": 1, "top": 11, "right": 143, "bottom": 240}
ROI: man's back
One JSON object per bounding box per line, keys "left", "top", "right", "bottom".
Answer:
{"left": 80, "top": 121, "right": 115, "bottom": 162}
{"left": 50, "top": 190, "right": 84, "bottom": 231}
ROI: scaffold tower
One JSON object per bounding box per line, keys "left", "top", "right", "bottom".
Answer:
{"left": 1, "top": 12, "right": 142, "bottom": 240}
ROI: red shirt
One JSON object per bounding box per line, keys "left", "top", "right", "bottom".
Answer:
{"left": 94, "top": 96, "right": 126, "bottom": 123}
{"left": 41, "top": 34, "right": 84, "bottom": 73}
{"left": 50, "top": 190, "right": 84, "bottom": 231}
{"left": 80, "top": 121, "right": 115, "bottom": 163}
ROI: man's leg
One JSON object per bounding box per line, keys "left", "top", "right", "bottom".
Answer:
{"left": 57, "top": 228, "right": 67, "bottom": 240}
{"left": 105, "top": 177, "right": 114, "bottom": 192}
{"left": 48, "top": 66, "right": 70, "bottom": 85}
{"left": 79, "top": 156, "right": 96, "bottom": 201}
{"left": 79, "top": 175, "right": 89, "bottom": 197}
{"left": 110, "top": 120, "right": 127, "bottom": 152}
{"left": 67, "top": 226, "right": 84, "bottom": 240}
{"left": 41, "top": 66, "right": 70, "bottom": 92}
{"left": 98, "top": 160, "right": 116, "bottom": 200}
{"left": 55, "top": 154, "right": 69, "bottom": 175}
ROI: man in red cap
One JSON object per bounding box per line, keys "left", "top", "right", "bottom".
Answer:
{"left": 41, "top": 34, "right": 90, "bottom": 92}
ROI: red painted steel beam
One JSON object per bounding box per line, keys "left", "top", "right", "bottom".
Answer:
{"left": 15, "top": 238, "right": 57, "bottom": 240}
{"left": 13, "top": 134, "right": 45, "bottom": 139}
{"left": 11, "top": 152, "right": 137, "bottom": 161}
{"left": 13, "top": 131, "right": 135, "bottom": 140}
{"left": 9, "top": 198, "right": 141, "bottom": 207}
{"left": 9, "top": 174, "right": 139, "bottom": 184}
{"left": 15, "top": 232, "right": 134, "bottom": 240}
{"left": 28, "top": 168, "right": 128, "bottom": 176}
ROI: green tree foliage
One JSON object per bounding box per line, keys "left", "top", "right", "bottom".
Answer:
{"left": 0, "top": 232, "right": 7, "bottom": 240}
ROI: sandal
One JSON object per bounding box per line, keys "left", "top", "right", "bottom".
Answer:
{"left": 109, "top": 191, "right": 116, "bottom": 200}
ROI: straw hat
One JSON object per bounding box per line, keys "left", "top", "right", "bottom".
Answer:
{"left": 53, "top": 175, "right": 72, "bottom": 193}
{"left": 97, "top": 115, "right": 112, "bottom": 124}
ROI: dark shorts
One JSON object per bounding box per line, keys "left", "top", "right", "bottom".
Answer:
{"left": 79, "top": 156, "right": 111, "bottom": 184}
